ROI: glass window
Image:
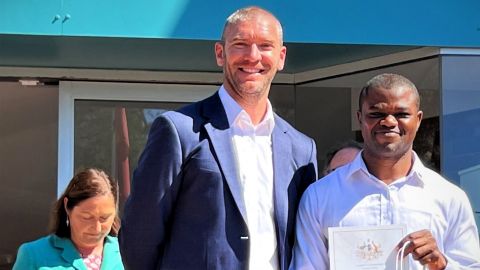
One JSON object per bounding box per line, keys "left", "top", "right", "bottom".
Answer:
{"left": 441, "top": 55, "right": 480, "bottom": 227}
{"left": 295, "top": 57, "right": 440, "bottom": 173}
{"left": 74, "top": 100, "right": 188, "bottom": 210}
{"left": 59, "top": 81, "right": 218, "bottom": 209}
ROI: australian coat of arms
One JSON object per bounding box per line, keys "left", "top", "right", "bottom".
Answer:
{"left": 356, "top": 238, "right": 383, "bottom": 260}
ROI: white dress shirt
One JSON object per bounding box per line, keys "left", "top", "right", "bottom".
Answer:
{"left": 290, "top": 151, "right": 480, "bottom": 270}
{"left": 219, "top": 86, "right": 279, "bottom": 270}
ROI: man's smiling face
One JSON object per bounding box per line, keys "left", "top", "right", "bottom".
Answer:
{"left": 357, "top": 85, "right": 423, "bottom": 159}
{"left": 215, "top": 12, "right": 286, "bottom": 102}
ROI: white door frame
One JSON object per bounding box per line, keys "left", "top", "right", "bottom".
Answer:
{"left": 58, "top": 81, "right": 217, "bottom": 196}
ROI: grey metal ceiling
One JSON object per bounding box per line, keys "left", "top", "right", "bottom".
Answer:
{"left": 0, "top": 34, "right": 418, "bottom": 74}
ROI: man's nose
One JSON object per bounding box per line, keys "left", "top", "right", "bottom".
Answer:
{"left": 381, "top": 114, "right": 398, "bottom": 126}
{"left": 245, "top": 44, "right": 261, "bottom": 61}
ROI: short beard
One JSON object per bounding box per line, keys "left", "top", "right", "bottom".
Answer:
{"left": 224, "top": 68, "right": 272, "bottom": 103}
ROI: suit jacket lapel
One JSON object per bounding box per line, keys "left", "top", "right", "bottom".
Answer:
{"left": 202, "top": 93, "right": 248, "bottom": 223}
{"left": 53, "top": 235, "right": 87, "bottom": 270}
{"left": 272, "top": 115, "right": 292, "bottom": 257}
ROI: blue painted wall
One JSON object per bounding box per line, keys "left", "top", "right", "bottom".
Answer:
{"left": 1, "top": 0, "right": 480, "bottom": 46}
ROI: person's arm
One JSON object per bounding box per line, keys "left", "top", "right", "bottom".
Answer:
{"left": 119, "top": 114, "right": 183, "bottom": 269}
{"left": 289, "top": 187, "right": 328, "bottom": 270}
{"left": 307, "top": 138, "right": 318, "bottom": 181}
{"left": 12, "top": 244, "right": 35, "bottom": 270}
{"left": 440, "top": 190, "right": 480, "bottom": 269}
{"left": 397, "top": 191, "right": 480, "bottom": 270}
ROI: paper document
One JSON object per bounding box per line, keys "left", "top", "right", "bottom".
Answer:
{"left": 328, "top": 225, "right": 408, "bottom": 270}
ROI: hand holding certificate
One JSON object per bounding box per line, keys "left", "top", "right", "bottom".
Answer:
{"left": 396, "top": 230, "right": 447, "bottom": 270}
{"left": 328, "top": 225, "right": 408, "bottom": 270}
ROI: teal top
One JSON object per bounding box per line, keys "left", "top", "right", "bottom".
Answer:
{"left": 13, "top": 234, "right": 124, "bottom": 270}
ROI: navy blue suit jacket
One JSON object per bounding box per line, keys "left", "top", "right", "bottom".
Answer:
{"left": 119, "top": 92, "right": 317, "bottom": 270}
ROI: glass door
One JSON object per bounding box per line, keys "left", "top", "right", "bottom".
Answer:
{"left": 59, "top": 81, "right": 218, "bottom": 208}
{"left": 74, "top": 100, "right": 187, "bottom": 211}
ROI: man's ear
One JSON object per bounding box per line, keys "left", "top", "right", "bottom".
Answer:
{"left": 416, "top": 110, "right": 424, "bottom": 131}
{"left": 214, "top": 42, "right": 225, "bottom": 67}
{"left": 277, "top": 46, "right": 287, "bottom": 71}
{"left": 356, "top": 110, "right": 362, "bottom": 125}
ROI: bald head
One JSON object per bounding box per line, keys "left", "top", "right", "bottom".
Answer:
{"left": 327, "top": 147, "right": 360, "bottom": 175}
{"left": 221, "top": 6, "right": 283, "bottom": 43}
{"left": 323, "top": 140, "right": 362, "bottom": 175}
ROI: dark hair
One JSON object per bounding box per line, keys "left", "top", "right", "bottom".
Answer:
{"left": 358, "top": 73, "right": 420, "bottom": 111}
{"left": 323, "top": 140, "right": 363, "bottom": 175}
{"left": 50, "top": 168, "right": 120, "bottom": 238}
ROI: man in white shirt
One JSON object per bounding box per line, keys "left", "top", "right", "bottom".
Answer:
{"left": 120, "top": 6, "right": 318, "bottom": 270}
{"left": 291, "top": 73, "right": 480, "bottom": 270}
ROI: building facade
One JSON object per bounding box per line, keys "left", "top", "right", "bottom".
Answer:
{"left": 1, "top": 1, "right": 480, "bottom": 268}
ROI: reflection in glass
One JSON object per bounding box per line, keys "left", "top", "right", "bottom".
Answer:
{"left": 441, "top": 55, "right": 480, "bottom": 230}
{"left": 296, "top": 57, "right": 440, "bottom": 173}
{"left": 74, "top": 100, "right": 187, "bottom": 212}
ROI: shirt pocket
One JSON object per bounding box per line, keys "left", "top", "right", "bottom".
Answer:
{"left": 338, "top": 194, "right": 383, "bottom": 227}
{"left": 397, "top": 206, "right": 433, "bottom": 234}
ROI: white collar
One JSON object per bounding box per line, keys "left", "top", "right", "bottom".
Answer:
{"left": 218, "top": 85, "right": 275, "bottom": 134}
{"left": 345, "top": 150, "right": 426, "bottom": 187}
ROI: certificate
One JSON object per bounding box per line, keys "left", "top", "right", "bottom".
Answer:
{"left": 328, "top": 225, "right": 408, "bottom": 270}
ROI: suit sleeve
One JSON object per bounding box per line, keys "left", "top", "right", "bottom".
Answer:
{"left": 12, "top": 244, "right": 35, "bottom": 270}
{"left": 119, "top": 115, "right": 183, "bottom": 269}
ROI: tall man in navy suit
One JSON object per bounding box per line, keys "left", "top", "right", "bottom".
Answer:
{"left": 119, "top": 6, "right": 317, "bottom": 270}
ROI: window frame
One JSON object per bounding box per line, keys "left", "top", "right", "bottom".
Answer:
{"left": 58, "top": 81, "right": 217, "bottom": 196}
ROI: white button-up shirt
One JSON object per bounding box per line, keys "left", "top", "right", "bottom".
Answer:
{"left": 291, "top": 151, "right": 480, "bottom": 270}
{"left": 219, "top": 86, "right": 279, "bottom": 270}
